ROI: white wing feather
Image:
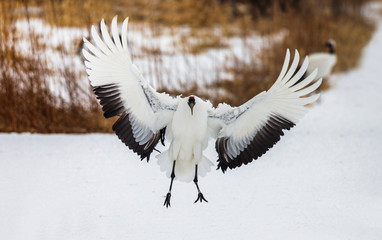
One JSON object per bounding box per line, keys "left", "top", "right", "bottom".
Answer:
{"left": 209, "top": 49, "right": 321, "bottom": 171}
{"left": 83, "top": 16, "right": 177, "bottom": 160}
{"left": 83, "top": 16, "right": 176, "bottom": 132}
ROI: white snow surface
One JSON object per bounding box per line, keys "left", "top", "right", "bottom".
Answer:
{"left": 2, "top": 6, "right": 382, "bottom": 240}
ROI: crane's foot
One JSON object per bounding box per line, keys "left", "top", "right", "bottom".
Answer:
{"left": 163, "top": 160, "right": 176, "bottom": 208}
{"left": 194, "top": 192, "right": 208, "bottom": 203}
{"left": 164, "top": 192, "right": 172, "bottom": 208}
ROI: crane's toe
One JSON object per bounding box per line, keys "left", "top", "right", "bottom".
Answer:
{"left": 194, "top": 192, "right": 208, "bottom": 204}
{"left": 164, "top": 192, "right": 172, "bottom": 208}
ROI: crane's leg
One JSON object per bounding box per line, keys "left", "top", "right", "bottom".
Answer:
{"left": 193, "top": 164, "right": 208, "bottom": 203}
{"left": 164, "top": 160, "right": 176, "bottom": 208}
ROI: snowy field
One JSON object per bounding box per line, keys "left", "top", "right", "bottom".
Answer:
{"left": 1, "top": 5, "right": 382, "bottom": 240}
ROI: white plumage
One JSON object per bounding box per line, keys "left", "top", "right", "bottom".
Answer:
{"left": 83, "top": 17, "right": 322, "bottom": 207}
{"left": 306, "top": 39, "right": 337, "bottom": 80}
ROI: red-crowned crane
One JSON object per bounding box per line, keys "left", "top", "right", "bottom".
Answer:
{"left": 306, "top": 39, "right": 337, "bottom": 80}
{"left": 82, "top": 17, "right": 321, "bottom": 207}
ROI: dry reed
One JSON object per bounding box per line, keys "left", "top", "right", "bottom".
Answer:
{"left": 0, "top": 0, "right": 376, "bottom": 132}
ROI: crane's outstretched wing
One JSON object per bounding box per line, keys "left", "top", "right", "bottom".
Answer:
{"left": 83, "top": 16, "right": 178, "bottom": 161}
{"left": 208, "top": 49, "right": 321, "bottom": 172}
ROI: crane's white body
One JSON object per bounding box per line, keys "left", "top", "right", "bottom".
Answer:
{"left": 307, "top": 53, "right": 337, "bottom": 79}
{"left": 158, "top": 97, "right": 213, "bottom": 181}
{"left": 83, "top": 17, "right": 321, "bottom": 187}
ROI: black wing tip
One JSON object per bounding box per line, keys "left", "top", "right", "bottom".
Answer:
{"left": 215, "top": 114, "right": 295, "bottom": 172}
{"left": 217, "top": 162, "right": 227, "bottom": 173}
{"left": 112, "top": 112, "right": 165, "bottom": 162}
{"left": 94, "top": 84, "right": 168, "bottom": 161}
{"left": 93, "top": 84, "right": 126, "bottom": 119}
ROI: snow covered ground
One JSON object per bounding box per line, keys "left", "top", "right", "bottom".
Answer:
{"left": 1, "top": 4, "right": 382, "bottom": 240}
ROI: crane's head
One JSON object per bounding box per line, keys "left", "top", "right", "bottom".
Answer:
{"left": 325, "top": 39, "right": 336, "bottom": 54}
{"left": 187, "top": 96, "right": 196, "bottom": 115}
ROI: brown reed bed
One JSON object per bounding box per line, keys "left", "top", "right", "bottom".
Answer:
{"left": 0, "top": 0, "right": 376, "bottom": 132}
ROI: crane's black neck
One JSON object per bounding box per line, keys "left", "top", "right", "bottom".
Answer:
{"left": 325, "top": 41, "right": 336, "bottom": 54}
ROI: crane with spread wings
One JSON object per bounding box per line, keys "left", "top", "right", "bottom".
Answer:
{"left": 82, "top": 17, "right": 321, "bottom": 207}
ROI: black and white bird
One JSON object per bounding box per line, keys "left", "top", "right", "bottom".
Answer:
{"left": 82, "top": 17, "right": 322, "bottom": 207}
{"left": 305, "top": 39, "right": 337, "bottom": 80}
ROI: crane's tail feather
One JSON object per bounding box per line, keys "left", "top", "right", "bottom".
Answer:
{"left": 156, "top": 151, "right": 213, "bottom": 182}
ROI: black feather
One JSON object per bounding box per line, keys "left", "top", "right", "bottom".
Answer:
{"left": 216, "top": 114, "right": 295, "bottom": 172}
{"left": 94, "top": 84, "right": 167, "bottom": 161}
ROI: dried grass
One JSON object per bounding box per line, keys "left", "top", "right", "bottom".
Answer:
{"left": 0, "top": 0, "right": 376, "bottom": 132}
{"left": 0, "top": 0, "right": 112, "bottom": 133}
{"left": 216, "top": 0, "right": 376, "bottom": 105}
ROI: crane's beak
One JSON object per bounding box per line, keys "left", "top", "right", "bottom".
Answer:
{"left": 188, "top": 102, "right": 195, "bottom": 115}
